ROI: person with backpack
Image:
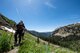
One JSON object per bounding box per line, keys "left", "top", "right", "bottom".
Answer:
{"left": 14, "top": 20, "right": 25, "bottom": 45}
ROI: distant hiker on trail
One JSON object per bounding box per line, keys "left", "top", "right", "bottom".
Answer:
{"left": 14, "top": 20, "right": 25, "bottom": 45}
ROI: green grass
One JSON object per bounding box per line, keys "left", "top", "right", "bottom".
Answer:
{"left": 51, "top": 36, "right": 80, "bottom": 53}
{"left": 57, "top": 40, "right": 80, "bottom": 53}
{"left": 18, "top": 33, "right": 77, "bottom": 53}
{"left": 0, "top": 30, "right": 78, "bottom": 53}
{"left": 18, "top": 33, "right": 51, "bottom": 53}
{"left": 1, "top": 13, "right": 16, "bottom": 26}
{"left": 0, "top": 30, "right": 13, "bottom": 53}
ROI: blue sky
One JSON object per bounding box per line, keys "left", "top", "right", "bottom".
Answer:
{"left": 0, "top": 0, "right": 80, "bottom": 32}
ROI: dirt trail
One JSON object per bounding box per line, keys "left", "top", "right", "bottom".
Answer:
{"left": 31, "top": 35, "right": 60, "bottom": 48}
{"left": 7, "top": 34, "right": 56, "bottom": 53}
{"left": 8, "top": 47, "right": 19, "bottom": 53}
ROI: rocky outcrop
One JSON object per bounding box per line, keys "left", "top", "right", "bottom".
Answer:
{"left": 51, "top": 23, "right": 80, "bottom": 42}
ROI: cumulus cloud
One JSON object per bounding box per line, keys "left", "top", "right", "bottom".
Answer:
{"left": 45, "top": 1, "right": 56, "bottom": 9}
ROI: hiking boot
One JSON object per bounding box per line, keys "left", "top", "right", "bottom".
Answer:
{"left": 14, "top": 42, "right": 17, "bottom": 46}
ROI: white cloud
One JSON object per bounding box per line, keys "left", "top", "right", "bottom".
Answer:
{"left": 45, "top": 1, "right": 56, "bottom": 9}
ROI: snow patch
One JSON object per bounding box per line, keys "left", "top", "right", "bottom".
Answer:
{"left": 1, "top": 26, "right": 15, "bottom": 33}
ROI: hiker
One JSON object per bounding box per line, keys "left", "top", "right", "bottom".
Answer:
{"left": 14, "top": 20, "right": 25, "bottom": 45}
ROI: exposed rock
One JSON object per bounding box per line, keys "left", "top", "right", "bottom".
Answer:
{"left": 51, "top": 23, "right": 80, "bottom": 41}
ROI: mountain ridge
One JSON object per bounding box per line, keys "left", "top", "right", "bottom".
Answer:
{"left": 0, "top": 13, "right": 16, "bottom": 28}
{"left": 52, "top": 23, "right": 80, "bottom": 37}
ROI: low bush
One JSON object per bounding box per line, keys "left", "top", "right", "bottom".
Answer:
{"left": 0, "top": 32, "right": 13, "bottom": 53}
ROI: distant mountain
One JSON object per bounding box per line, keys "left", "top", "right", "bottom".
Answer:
{"left": 50, "top": 23, "right": 80, "bottom": 52}
{"left": 52, "top": 23, "right": 80, "bottom": 37}
{"left": 0, "top": 13, "right": 52, "bottom": 39}
{"left": 29, "top": 30, "right": 52, "bottom": 40}
{"left": 0, "top": 13, "right": 16, "bottom": 28}
{"left": 51, "top": 23, "right": 80, "bottom": 42}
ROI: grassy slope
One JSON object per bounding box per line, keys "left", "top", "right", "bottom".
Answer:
{"left": 0, "top": 30, "right": 78, "bottom": 53}
{"left": 18, "top": 33, "right": 77, "bottom": 53}
{"left": 0, "top": 30, "right": 14, "bottom": 53}
{"left": 0, "top": 13, "right": 16, "bottom": 27}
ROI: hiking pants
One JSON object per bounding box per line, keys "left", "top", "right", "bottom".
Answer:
{"left": 14, "top": 30, "right": 24, "bottom": 44}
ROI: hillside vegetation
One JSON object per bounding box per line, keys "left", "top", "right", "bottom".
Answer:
{"left": 0, "top": 30, "right": 77, "bottom": 53}
{"left": 51, "top": 23, "right": 80, "bottom": 53}
{"left": 29, "top": 31, "right": 52, "bottom": 41}
{"left": 0, "top": 30, "right": 13, "bottom": 53}
{"left": 0, "top": 13, "right": 16, "bottom": 27}
{"left": 0, "top": 13, "right": 78, "bottom": 53}
{"left": 18, "top": 32, "right": 77, "bottom": 53}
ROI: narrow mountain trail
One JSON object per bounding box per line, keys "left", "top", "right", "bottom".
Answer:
{"left": 8, "top": 34, "right": 76, "bottom": 53}
{"left": 31, "top": 34, "right": 60, "bottom": 48}
{"left": 0, "top": 27, "right": 76, "bottom": 53}
{"left": 26, "top": 34, "right": 77, "bottom": 53}
{"left": 7, "top": 34, "right": 55, "bottom": 53}
{"left": 8, "top": 47, "right": 19, "bottom": 53}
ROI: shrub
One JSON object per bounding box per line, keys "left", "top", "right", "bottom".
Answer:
{"left": 0, "top": 33, "right": 12, "bottom": 53}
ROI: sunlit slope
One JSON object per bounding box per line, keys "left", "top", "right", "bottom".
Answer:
{"left": 0, "top": 13, "right": 16, "bottom": 27}
{"left": 18, "top": 33, "right": 77, "bottom": 53}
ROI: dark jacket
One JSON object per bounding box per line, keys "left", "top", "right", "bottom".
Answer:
{"left": 16, "top": 21, "right": 25, "bottom": 31}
